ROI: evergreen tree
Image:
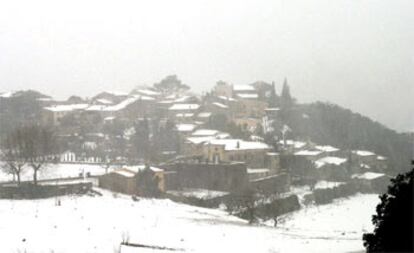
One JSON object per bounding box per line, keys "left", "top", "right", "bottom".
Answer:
{"left": 280, "top": 78, "right": 293, "bottom": 110}
{"left": 268, "top": 82, "right": 280, "bottom": 107}
{"left": 363, "top": 165, "right": 414, "bottom": 252}
{"left": 153, "top": 75, "right": 189, "bottom": 94}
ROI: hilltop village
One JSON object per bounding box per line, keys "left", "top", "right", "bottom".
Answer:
{"left": 0, "top": 76, "right": 390, "bottom": 216}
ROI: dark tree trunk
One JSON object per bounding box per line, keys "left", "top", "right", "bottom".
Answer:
{"left": 16, "top": 173, "right": 21, "bottom": 185}
{"left": 33, "top": 168, "right": 38, "bottom": 185}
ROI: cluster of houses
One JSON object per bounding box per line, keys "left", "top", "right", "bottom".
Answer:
{"left": 30, "top": 81, "right": 390, "bottom": 197}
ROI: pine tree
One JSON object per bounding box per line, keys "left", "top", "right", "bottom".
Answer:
{"left": 280, "top": 78, "right": 293, "bottom": 110}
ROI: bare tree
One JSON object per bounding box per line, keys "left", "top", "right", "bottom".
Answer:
{"left": 0, "top": 129, "right": 27, "bottom": 185}
{"left": 28, "top": 126, "right": 58, "bottom": 185}
{"left": 9, "top": 125, "right": 59, "bottom": 185}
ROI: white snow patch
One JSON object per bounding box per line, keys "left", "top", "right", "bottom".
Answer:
{"left": 0, "top": 191, "right": 379, "bottom": 253}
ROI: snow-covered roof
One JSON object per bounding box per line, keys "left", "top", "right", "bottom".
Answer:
{"left": 206, "top": 139, "right": 271, "bottom": 151}
{"left": 113, "top": 169, "right": 136, "bottom": 178}
{"left": 158, "top": 100, "right": 174, "bottom": 104}
{"left": 104, "top": 97, "right": 138, "bottom": 111}
{"left": 212, "top": 102, "right": 228, "bottom": 109}
{"left": 265, "top": 108, "right": 280, "bottom": 112}
{"left": 176, "top": 113, "right": 194, "bottom": 118}
{"left": 217, "top": 96, "right": 236, "bottom": 102}
{"left": 266, "top": 152, "right": 280, "bottom": 156}
{"left": 352, "top": 172, "right": 386, "bottom": 180}
{"left": 103, "top": 91, "right": 129, "bottom": 97}
{"left": 173, "top": 96, "right": 192, "bottom": 103}
{"left": 377, "top": 156, "right": 387, "bottom": 161}
{"left": 135, "top": 89, "right": 160, "bottom": 96}
{"left": 186, "top": 136, "right": 216, "bottom": 145}
{"left": 103, "top": 95, "right": 154, "bottom": 112}
{"left": 247, "top": 168, "right": 270, "bottom": 174}
{"left": 95, "top": 98, "right": 114, "bottom": 105}
{"left": 86, "top": 105, "right": 108, "bottom": 111}
{"left": 360, "top": 163, "right": 371, "bottom": 169}
{"left": 250, "top": 174, "right": 281, "bottom": 182}
{"left": 294, "top": 150, "right": 323, "bottom": 156}
{"left": 315, "top": 145, "right": 340, "bottom": 153}
{"left": 315, "top": 157, "right": 347, "bottom": 168}
{"left": 192, "top": 129, "right": 220, "bottom": 136}
{"left": 197, "top": 112, "right": 212, "bottom": 118}
{"left": 352, "top": 150, "right": 376, "bottom": 156}
{"left": 124, "top": 165, "right": 164, "bottom": 173}
{"left": 233, "top": 85, "right": 255, "bottom": 91}
{"left": 314, "top": 181, "right": 345, "bottom": 189}
{"left": 44, "top": 104, "right": 89, "bottom": 112}
{"left": 168, "top": 104, "right": 200, "bottom": 111}
{"left": 279, "top": 140, "right": 307, "bottom": 149}
{"left": 133, "top": 95, "right": 156, "bottom": 101}
{"left": 215, "top": 133, "right": 231, "bottom": 139}
{"left": 104, "top": 116, "right": 116, "bottom": 121}
{"left": 237, "top": 93, "right": 258, "bottom": 99}
{"left": 176, "top": 124, "right": 198, "bottom": 132}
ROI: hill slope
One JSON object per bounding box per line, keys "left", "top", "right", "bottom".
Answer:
{"left": 0, "top": 190, "right": 378, "bottom": 253}
{"left": 281, "top": 102, "right": 412, "bottom": 174}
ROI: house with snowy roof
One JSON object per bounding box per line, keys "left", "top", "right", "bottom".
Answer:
{"left": 315, "top": 156, "right": 348, "bottom": 181}
{"left": 350, "top": 150, "right": 388, "bottom": 173}
{"left": 92, "top": 91, "right": 128, "bottom": 105}
{"left": 201, "top": 139, "right": 273, "bottom": 169}
{"left": 351, "top": 172, "right": 390, "bottom": 193}
{"left": 294, "top": 149, "right": 325, "bottom": 162}
{"left": 182, "top": 129, "right": 230, "bottom": 157}
{"left": 103, "top": 95, "right": 156, "bottom": 119}
{"left": 99, "top": 165, "right": 165, "bottom": 195}
{"left": 168, "top": 103, "right": 201, "bottom": 122}
{"left": 42, "top": 104, "right": 89, "bottom": 125}
{"left": 205, "top": 102, "right": 231, "bottom": 117}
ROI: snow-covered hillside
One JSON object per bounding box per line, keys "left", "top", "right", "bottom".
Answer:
{"left": 0, "top": 190, "right": 379, "bottom": 253}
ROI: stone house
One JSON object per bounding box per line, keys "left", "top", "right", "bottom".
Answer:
{"left": 99, "top": 165, "right": 165, "bottom": 195}
{"left": 164, "top": 162, "right": 249, "bottom": 193}
{"left": 315, "top": 156, "right": 348, "bottom": 181}
{"left": 202, "top": 139, "right": 271, "bottom": 169}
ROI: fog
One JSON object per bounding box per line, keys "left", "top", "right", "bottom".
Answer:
{"left": 0, "top": 0, "right": 413, "bottom": 131}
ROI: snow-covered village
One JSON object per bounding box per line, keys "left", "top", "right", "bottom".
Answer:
{"left": 1, "top": 1, "right": 413, "bottom": 252}
{"left": 1, "top": 76, "right": 412, "bottom": 252}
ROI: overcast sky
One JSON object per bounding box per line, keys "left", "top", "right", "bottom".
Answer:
{"left": 0, "top": 0, "right": 413, "bottom": 132}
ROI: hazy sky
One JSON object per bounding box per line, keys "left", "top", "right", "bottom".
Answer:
{"left": 0, "top": 0, "right": 413, "bottom": 132}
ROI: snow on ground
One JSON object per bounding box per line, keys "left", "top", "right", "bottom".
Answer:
{"left": 0, "top": 163, "right": 115, "bottom": 182}
{"left": 272, "top": 194, "right": 378, "bottom": 251}
{"left": 280, "top": 181, "right": 345, "bottom": 204}
{"left": 167, "top": 188, "right": 229, "bottom": 200}
{"left": 0, "top": 190, "right": 379, "bottom": 253}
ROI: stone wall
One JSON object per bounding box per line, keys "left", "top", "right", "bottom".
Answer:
{"left": 0, "top": 182, "right": 92, "bottom": 199}
{"left": 164, "top": 162, "right": 249, "bottom": 193}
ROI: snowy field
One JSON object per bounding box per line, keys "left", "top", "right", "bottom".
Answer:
{"left": 0, "top": 190, "right": 379, "bottom": 253}
{"left": 0, "top": 163, "right": 114, "bottom": 183}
